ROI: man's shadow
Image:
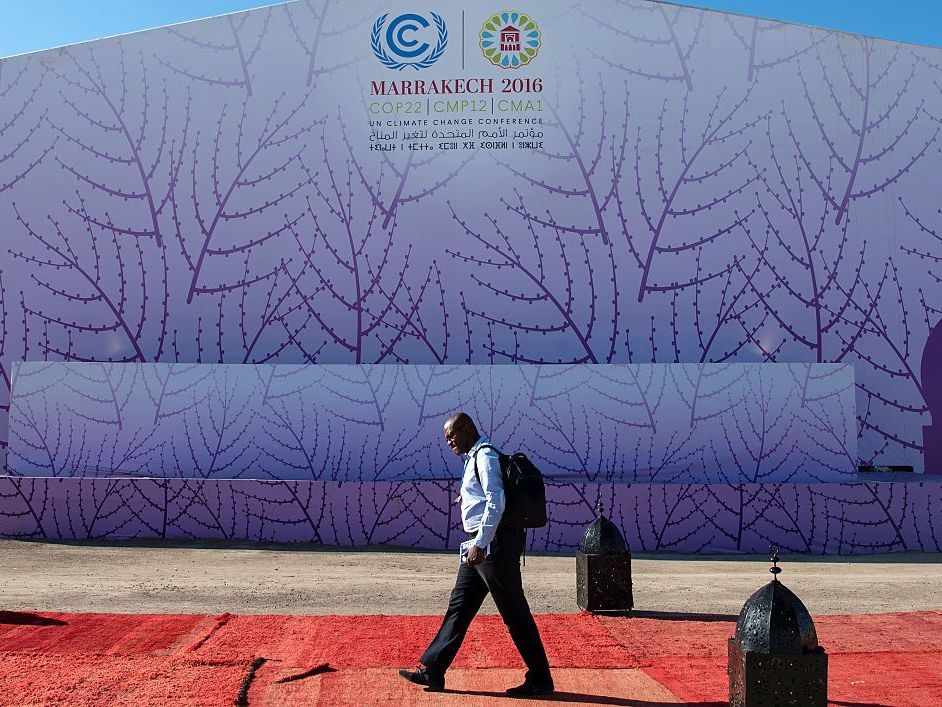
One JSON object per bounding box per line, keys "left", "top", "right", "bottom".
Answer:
{"left": 447, "top": 691, "right": 890, "bottom": 706}
{"left": 0, "top": 611, "right": 67, "bottom": 626}
{"left": 441, "top": 690, "right": 724, "bottom": 706}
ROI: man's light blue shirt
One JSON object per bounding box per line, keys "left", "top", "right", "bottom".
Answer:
{"left": 461, "top": 437, "right": 505, "bottom": 549}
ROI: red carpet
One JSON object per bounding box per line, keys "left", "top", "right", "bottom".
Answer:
{"left": 0, "top": 609, "right": 940, "bottom": 705}
{"left": 192, "top": 613, "right": 628, "bottom": 668}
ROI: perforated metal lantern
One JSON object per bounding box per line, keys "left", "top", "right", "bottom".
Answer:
{"left": 575, "top": 501, "right": 633, "bottom": 614}
{"left": 728, "top": 548, "right": 828, "bottom": 706}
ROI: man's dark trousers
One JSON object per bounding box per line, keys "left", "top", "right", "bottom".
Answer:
{"left": 420, "top": 525, "right": 551, "bottom": 680}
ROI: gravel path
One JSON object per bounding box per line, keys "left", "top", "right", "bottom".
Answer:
{"left": 2, "top": 540, "right": 940, "bottom": 616}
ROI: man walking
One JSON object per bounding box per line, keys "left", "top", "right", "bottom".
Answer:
{"left": 398, "top": 412, "right": 554, "bottom": 695}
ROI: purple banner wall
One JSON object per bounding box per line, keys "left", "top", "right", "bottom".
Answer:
{"left": 8, "top": 361, "right": 857, "bottom": 483}
{"left": 0, "top": 1, "right": 941, "bottom": 553}
{"left": 0, "top": 0, "right": 938, "bottom": 473}
{"left": 1, "top": 475, "right": 940, "bottom": 554}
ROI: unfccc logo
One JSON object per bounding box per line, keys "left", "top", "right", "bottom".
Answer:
{"left": 371, "top": 12, "right": 448, "bottom": 70}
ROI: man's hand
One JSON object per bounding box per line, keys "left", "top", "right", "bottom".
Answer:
{"left": 467, "top": 545, "right": 486, "bottom": 567}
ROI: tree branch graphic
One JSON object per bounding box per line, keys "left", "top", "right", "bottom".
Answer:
{"left": 284, "top": 0, "right": 367, "bottom": 87}
{"left": 10, "top": 196, "right": 169, "bottom": 363}
{"left": 45, "top": 41, "right": 190, "bottom": 247}
{"left": 630, "top": 85, "right": 765, "bottom": 303}
{"left": 448, "top": 195, "right": 621, "bottom": 365}
{"left": 170, "top": 367, "right": 261, "bottom": 478}
{"left": 837, "top": 259, "right": 930, "bottom": 460}
{"left": 492, "top": 70, "right": 624, "bottom": 246}
{"left": 179, "top": 85, "right": 317, "bottom": 304}
{"left": 155, "top": 7, "right": 274, "bottom": 96}
{"left": 746, "top": 112, "right": 869, "bottom": 364}
{"left": 790, "top": 36, "right": 938, "bottom": 226}
{"left": 280, "top": 122, "right": 454, "bottom": 365}
{"left": 0, "top": 56, "right": 52, "bottom": 195}
{"left": 724, "top": 15, "right": 825, "bottom": 82}
{"left": 584, "top": 0, "right": 704, "bottom": 91}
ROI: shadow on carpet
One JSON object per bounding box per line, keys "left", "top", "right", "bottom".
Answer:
{"left": 0, "top": 610, "right": 67, "bottom": 626}
{"left": 446, "top": 688, "right": 726, "bottom": 706}
{"left": 625, "top": 610, "right": 736, "bottom": 623}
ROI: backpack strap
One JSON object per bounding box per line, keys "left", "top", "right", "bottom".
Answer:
{"left": 472, "top": 445, "right": 522, "bottom": 542}
{"left": 471, "top": 443, "right": 502, "bottom": 487}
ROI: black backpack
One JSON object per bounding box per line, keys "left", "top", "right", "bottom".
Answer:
{"left": 473, "top": 444, "right": 547, "bottom": 528}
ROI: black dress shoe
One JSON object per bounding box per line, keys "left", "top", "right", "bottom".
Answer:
{"left": 506, "top": 677, "right": 554, "bottom": 696}
{"left": 398, "top": 667, "right": 445, "bottom": 692}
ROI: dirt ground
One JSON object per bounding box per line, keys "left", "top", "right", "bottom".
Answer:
{"left": 2, "top": 540, "right": 940, "bottom": 616}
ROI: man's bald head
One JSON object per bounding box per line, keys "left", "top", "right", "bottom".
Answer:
{"left": 445, "top": 411, "right": 474, "bottom": 430}
{"left": 443, "top": 412, "right": 480, "bottom": 456}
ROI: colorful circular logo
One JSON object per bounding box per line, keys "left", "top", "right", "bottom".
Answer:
{"left": 479, "top": 11, "right": 541, "bottom": 69}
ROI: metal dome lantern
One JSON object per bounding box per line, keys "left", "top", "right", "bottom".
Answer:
{"left": 575, "top": 498, "right": 633, "bottom": 614}
{"left": 728, "top": 547, "right": 828, "bottom": 706}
